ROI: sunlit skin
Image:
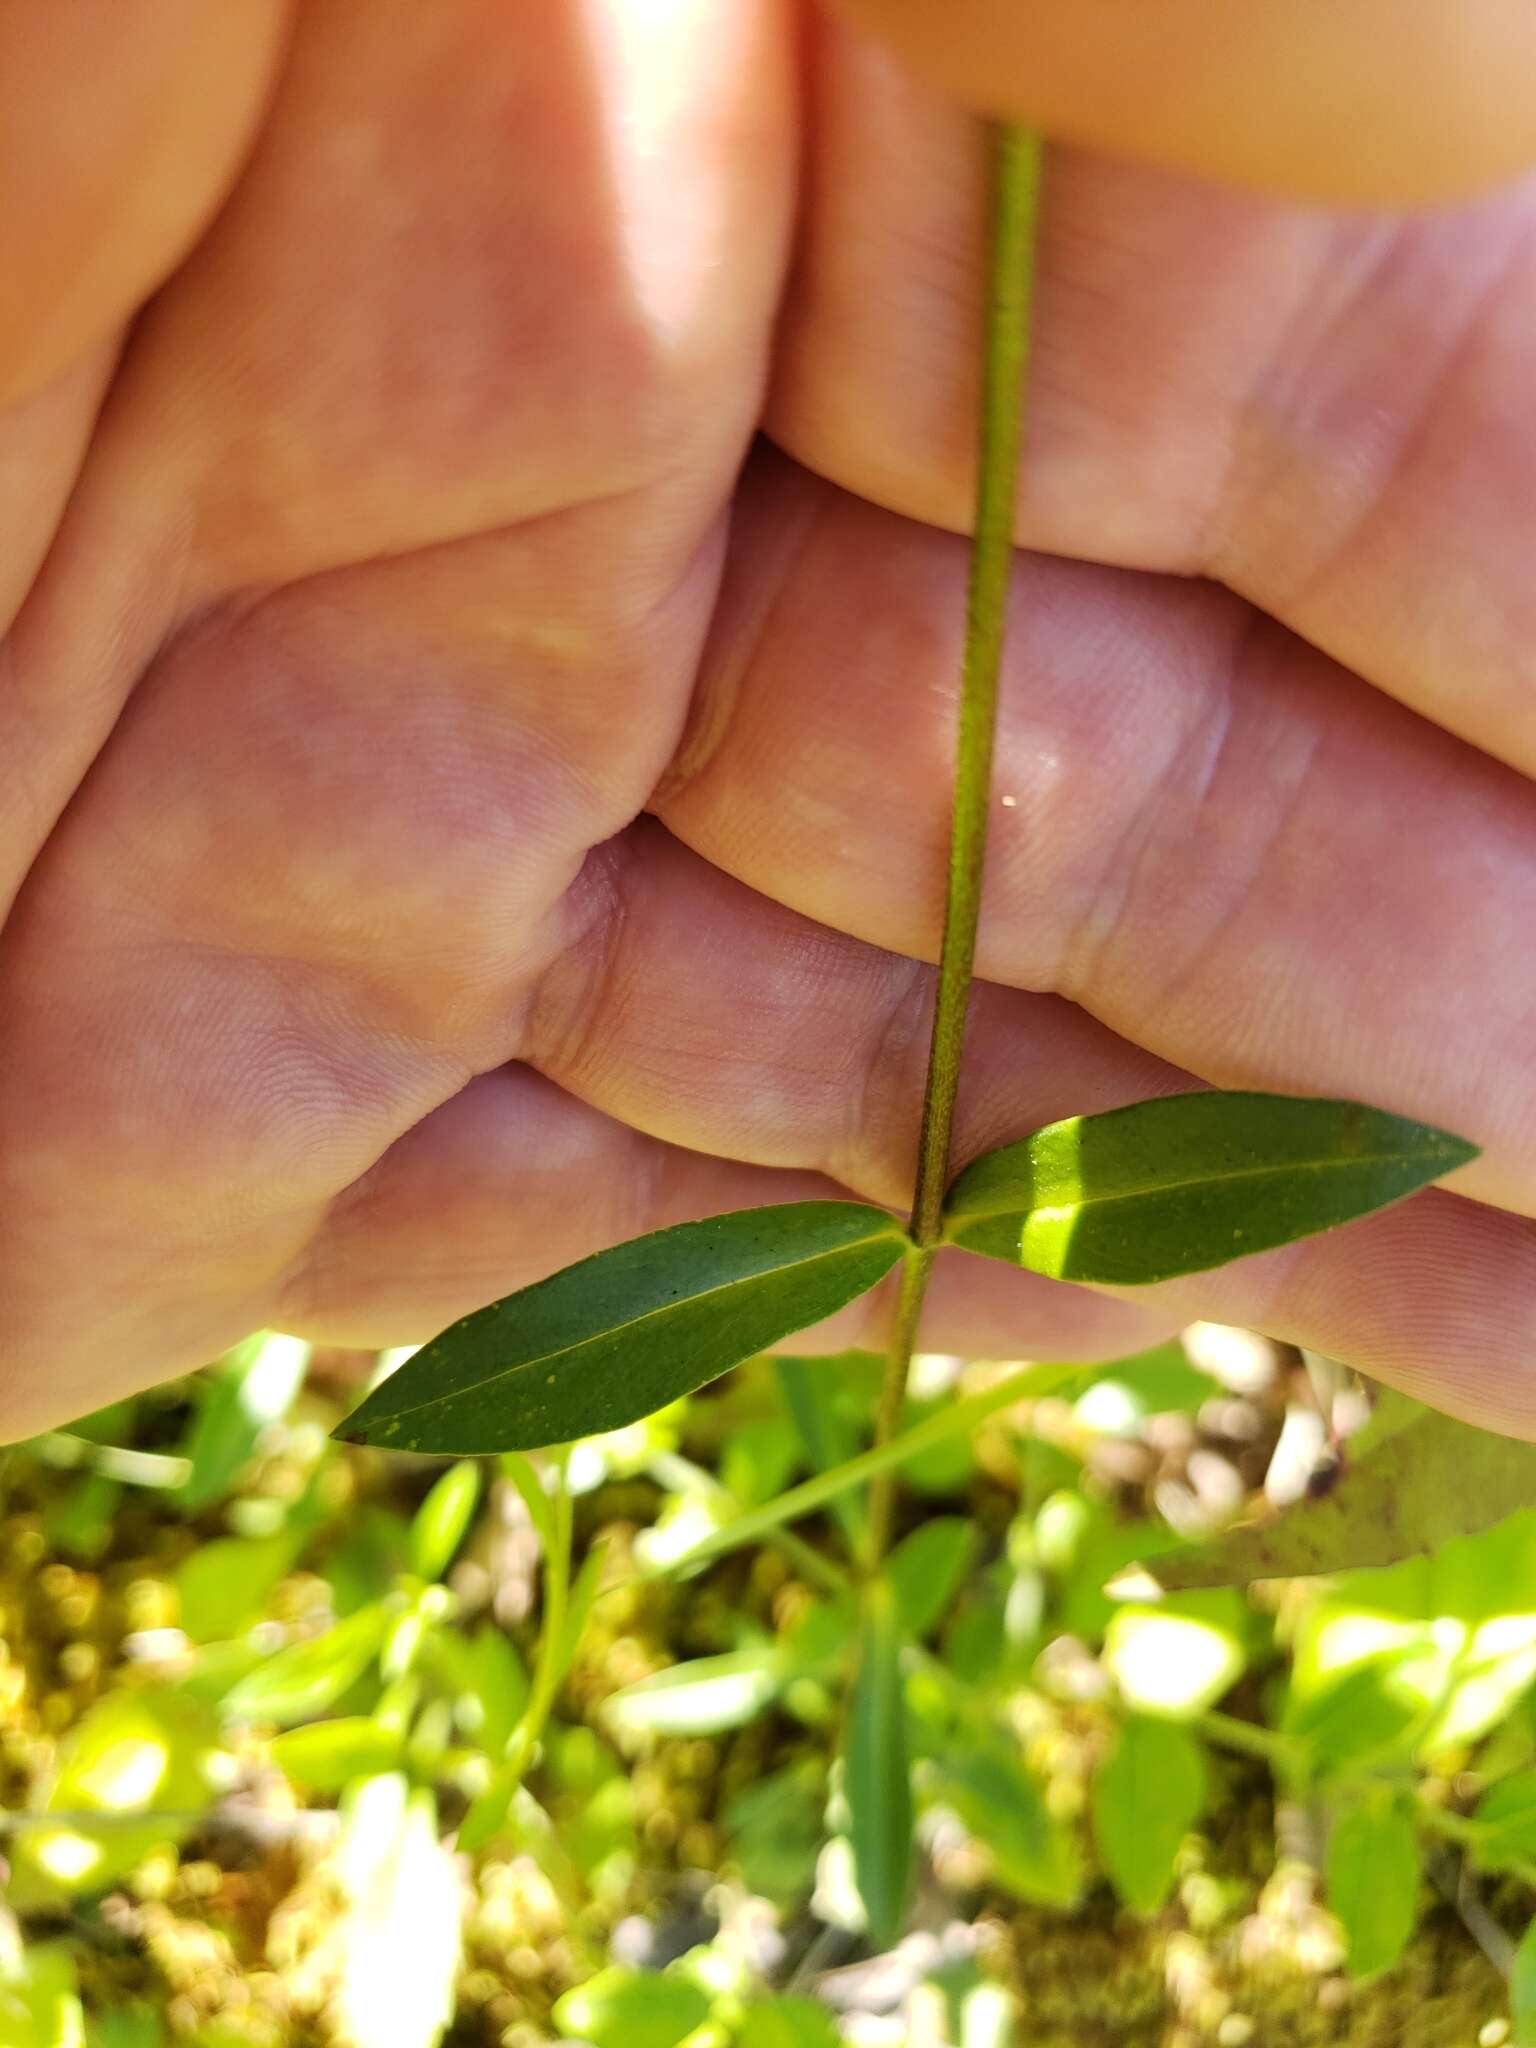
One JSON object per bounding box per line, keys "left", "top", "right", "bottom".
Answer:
{"left": 3, "top": 0, "right": 1535, "bottom": 1441}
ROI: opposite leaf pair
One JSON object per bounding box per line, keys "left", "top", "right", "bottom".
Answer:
{"left": 338, "top": 1090, "right": 1473, "bottom": 1457}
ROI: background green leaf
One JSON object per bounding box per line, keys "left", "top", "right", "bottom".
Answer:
{"left": 1474, "top": 1770, "right": 1536, "bottom": 1870}
{"left": 7, "top": 1692, "right": 221, "bottom": 1907}
{"left": 223, "top": 1604, "right": 389, "bottom": 1726}
{"left": 499, "top": 1452, "right": 558, "bottom": 1553}
{"left": 407, "top": 1460, "right": 482, "bottom": 1582}
{"left": 938, "top": 1738, "right": 1083, "bottom": 1909}
{"left": 269, "top": 1718, "right": 402, "bottom": 1792}
{"left": 844, "top": 1578, "right": 912, "bottom": 1948}
{"left": 737, "top": 1998, "right": 842, "bottom": 2048}
{"left": 604, "top": 1646, "right": 784, "bottom": 1739}
{"left": 1156, "top": 1411, "right": 1536, "bottom": 1589}
{"left": 0, "top": 1942, "right": 84, "bottom": 2048}
{"left": 1101, "top": 1602, "right": 1246, "bottom": 1719}
{"left": 451, "top": 1625, "right": 529, "bottom": 1757}
{"left": 724, "top": 1762, "right": 827, "bottom": 1911}
{"left": 174, "top": 1532, "right": 301, "bottom": 1644}
{"left": 775, "top": 1354, "right": 875, "bottom": 1553}
{"left": 941, "top": 1092, "right": 1475, "bottom": 1283}
{"left": 177, "top": 1333, "right": 310, "bottom": 1513}
{"left": 339, "top": 1204, "right": 907, "bottom": 1454}
{"left": 1092, "top": 1716, "right": 1205, "bottom": 1914}
{"left": 883, "top": 1518, "right": 979, "bottom": 1642}
{"left": 1327, "top": 1796, "right": 1420, "bottom": 1977}
{"left": 552, "top": 1967, "right": 711, "bottom": 2048}
{"left": 85, "top": 2007, "right": 163, "bottom": 2048}
{"left": 43, "top": 1473, "right": 121, "bottom": 1564}
{"left": 1284, "top": 1661, "right": 1423, "bottom": 1778}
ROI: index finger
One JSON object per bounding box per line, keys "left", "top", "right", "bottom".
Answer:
{"left": 840, "top": 0, "right": 1536, "bottom": 200}
{"left": 0, "top": 0, "right": 290, "bottom": 408}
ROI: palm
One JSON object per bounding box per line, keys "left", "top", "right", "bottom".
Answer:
{"left": 2, "top": 1, "right": 1531, "bottom": 1439}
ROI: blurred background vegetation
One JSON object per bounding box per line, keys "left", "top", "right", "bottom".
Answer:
{"left": 5, "top": 1327, "right": 1536, "bottom": 2048}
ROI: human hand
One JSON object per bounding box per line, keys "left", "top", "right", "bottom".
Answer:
{"left": 3, "top": 0, "right": 1533, "bottom": 1440}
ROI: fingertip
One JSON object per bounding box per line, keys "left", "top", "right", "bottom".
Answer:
{"left": 839, "top": 0, "right": 1536, "bottom": 203}
{"left": 0, "top": 0, "right": 292, "bottom": 406}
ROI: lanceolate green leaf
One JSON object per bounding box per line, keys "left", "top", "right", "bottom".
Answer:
{"left": 223, "top": 1604, "right": 389, "bottom": 1726}
{"left": 939, "top": 1736, "right": 1084, "bottom": 1909}
{"left": 177, "top": 1332, "right": 311, "bottom": 1512}
{"left": 1472, "top": 1770, "right": 1536, "bottom": 1871}
{"left": 337, "top": 1203, "right": 908, "bottom": 1455}
{"left": 941, "top": 1092, "right": 1476, "bottom": 1284}
{"left": 1092, "top": 1716, "right": 1205, "bottom": 1915}
{"left": 775, "top": 1354, "right": 872, "bottom": 1554}
{"left": 844, "top": 1577, "right": 912, "bottom": 1949}
{"left": 1327, "top": 1796, "right": 1420, "bottom": 1977}
{"left": 604, "top": 1645, "right": 785, "bottom": 1739}
{"left": 552, "top": 1969, "right": 711, "bottom": 2048}
{"left": 882, "top": 1517, "right": 978, "bottom": 1642}
{"left": 407, "top": 1460, "right": 482, "bottom": 1582}
{"left": 269, "top": 1718, "right": 402, "bottom": 1793}
{"left": 1155, "top": 1410, "right": 1536, "bottom": 1590}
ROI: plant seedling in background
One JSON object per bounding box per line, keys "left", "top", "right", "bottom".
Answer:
{"left": 337, "top": 126, "right": 1478, "bottom": 1947}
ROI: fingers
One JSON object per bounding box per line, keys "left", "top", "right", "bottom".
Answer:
{"left": 657, "top": 451, "right": 1536, "bottom": 1217}
{"left": 529, "top": 820, "right": 1187, "bottom": 1206}
{"left": 1153, "top": 1190, "right": 1536, "bottom": 1439}
{"left": 278, "top": 1063, "right": 1165, "bottom": 1365}
{"left": 92, "top": 0, "right": 794, "bottom": 602}
{"left": 927, "top": 1197, "right": 1536, "bottom": 1440}
{"left": 0, "top": 0, "right": 798, "bottom": 1439}
{"left": 0, "top": 347, "right": 115, "bottom": 634}
{"left": 283, "top": 1054, "right": 1536, "bottom": 1439}
{"left": 839, "top": 0, "right": 1536, "bottom": 201}
{"left": 0, "top": 0, "right": 789, "bottom": 907}
{"left": 527, "top": 820, "right": 1536, "bottom": 1437}
{"left": 771, "top": 36, "right": 1536, "bottom": 779}
{"left": 0, "top": 496, "right": 726, "bottom": 1433}
{"left": 0, "top": 0, "right": 290, "bottom": 407}
{"left": 0, "top": 0, "right": 286, "bottom": 926}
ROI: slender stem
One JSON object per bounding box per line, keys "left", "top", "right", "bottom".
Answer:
{"left": 866, "top": 124, "right": 1043, "bottom": 1561}
{"left": 648, "top": 1449, "right": 850, "bottom": 1599}
{"left": 650, "top": 1360, "right": 1047, "bottom": 1585}
{"left": 909, "top": 125, "right": 1042, "bottom": 1252}
{"left": 508, "top": 1448, "right": 573, "bottom": 1777}
{"left": 1199, "top": 1708, "right": 1295, "bottom": 1767}
{"left": 865, "top": 1250, "right": 933, "bottom": 1564}
{"left": 466, "top": 1449, "right": 574, "bottom": 1846}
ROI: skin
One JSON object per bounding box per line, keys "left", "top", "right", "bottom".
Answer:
{"left": 2, "top": 0, "right": 1534, "bottom": 1442}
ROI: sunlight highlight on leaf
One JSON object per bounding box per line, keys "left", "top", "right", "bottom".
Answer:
{"left": 942, "top": 1092, "right": 1476, "bottom": 1283}
{"left": 1102, "top": 1606, "right": 1245, "bottom": 1719}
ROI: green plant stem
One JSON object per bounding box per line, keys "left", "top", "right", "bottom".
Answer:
{"left": 865, "top": 1250, "right": 934, "bottom": 1564}
{"left": 648, "top": 1449, "right": 850, "bottom": 1599}
{"left": 650, "top": 1360, "right": 1048, "bottom": 1585}
{"left": 866, "top": 123, "right": 1042, "bottom": 1562}
{"left": 506, "top": 1448, "right": 573, "bottom": 1780}
{"left": 1199, "top": 1708, "right": 1295, "bottom": 1767}
{"left": 462, "top": 1450, "right": 574, "bottom": 1848}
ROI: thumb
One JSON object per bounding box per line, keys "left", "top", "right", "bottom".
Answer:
{"left": 0, "top": 0, "right": 290, "bottom": 408}
{"left": 837, "top": 0, "right": 1536, "bottom": 201}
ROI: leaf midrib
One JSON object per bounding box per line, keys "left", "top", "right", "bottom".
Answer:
{"left": 360, "top": 1222, "right": 904, "bottom": 1428}
{"left": 948, "top": 1137, "right": 1461, "bottom": 1229}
